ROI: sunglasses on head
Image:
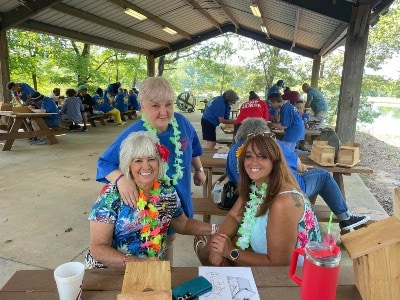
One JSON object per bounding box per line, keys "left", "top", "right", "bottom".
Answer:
{"left": 246, "top": 132, "right": 275, "bottom": 140}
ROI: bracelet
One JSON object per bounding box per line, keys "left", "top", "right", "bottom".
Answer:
{"left": 115, "top": 174, "right": 124, "bottom": 186}
{"left": 211, "top": 224, "right": 219, "bottom": 235}
{"left": 123, "top": 253, "right": 131, "bottom": 267}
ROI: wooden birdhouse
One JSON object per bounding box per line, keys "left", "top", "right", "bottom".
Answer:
{"left": 309, "top": 140, "right": 335, "bottom": 166}
{"left": 337, "top": 142, "right": 360, "bottom": 167}
{"left": 341, "top": 187, "right": 400, "bottom": 300}
{"left": 117, "top": 261, "right": 172, "bottom": 300}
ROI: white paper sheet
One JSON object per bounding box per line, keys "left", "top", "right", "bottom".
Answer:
{"left": 199, "top": 266, "right": 260, "bottom": 300}
{"left": 212, "top": 153, "right": 228, "bottom": 159}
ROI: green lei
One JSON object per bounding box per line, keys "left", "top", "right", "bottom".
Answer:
{"left": 236, "top": 182, "right": 268, "bottom": 250}
{"left": 142, "top": 115, "right": 183, "bottom": 185}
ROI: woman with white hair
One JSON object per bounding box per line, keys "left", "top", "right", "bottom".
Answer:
{"left": 86, "top": 131, "right": 215, "bottom": 269}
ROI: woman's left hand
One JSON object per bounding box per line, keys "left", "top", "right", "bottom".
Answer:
{"left": 193, "top": 171, "right": 206, "bottom": 186}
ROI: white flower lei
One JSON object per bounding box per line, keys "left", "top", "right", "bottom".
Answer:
{"left": 142, "top": 115, "right": 183, "bottom": 185}
{"left": 236, "top": 182, "right": 268, "bottom": 250}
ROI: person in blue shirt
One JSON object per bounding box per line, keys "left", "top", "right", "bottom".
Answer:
{"left": 114, "top": 88, "right": 129, "bottom": 113}
{"left": 268, "top": 93, "right": 304, "bottom": 152}
{"left": 92, "top": 87, "right": 125, "bottom": 126}
{"left": 6, "top": 81, "right": 37, "bottom": 106}
{"left": 226, "top": 118, "right": 370, "bottom": 231}
{"left": 201, "top": 90, "right": 238, "bottom": 149}
{"left": 28, "top": 92, "right": 61, "bottom": 145}
{"left": 96, "top": 76, "right": 206, "bottom": 262}
{"left": 302, "top": 83, "right": 328, "bottom": 128}
{"left": 86, "top": 131, "right": 214, "bottom": 269}
{"left": 128, "top": 89, "right": 140, "bottom": 111}
{"left": 267, "top": 79, "right": 284, "bottom": 97}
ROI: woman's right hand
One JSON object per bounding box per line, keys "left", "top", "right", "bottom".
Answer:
{"left": 117, "top": 176, "right": 138, "bottom": 208}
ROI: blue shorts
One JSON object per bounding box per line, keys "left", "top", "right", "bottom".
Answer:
{"left": 201, "top": 118, "right": 217, "bottom": 141}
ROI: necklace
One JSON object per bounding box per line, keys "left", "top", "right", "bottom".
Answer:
{"left": 137, "top": 180, "right": 162, "bottom": 257}
{"left": 236, "top": 182, "right": 268, "bottom": 250}
{"left": 142, "top": 115, "right": 183, "bottom": 185}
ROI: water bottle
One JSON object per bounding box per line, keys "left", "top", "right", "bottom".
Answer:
{"left": 213, "top": 181, "right": 222, "bottom": 204}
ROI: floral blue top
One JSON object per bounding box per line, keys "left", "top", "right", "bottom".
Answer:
{"left": 250, "top": 190, "right": 321, "bottom": 265}
{"left": 85, "top": 183, "right": 183, "bottom": 268}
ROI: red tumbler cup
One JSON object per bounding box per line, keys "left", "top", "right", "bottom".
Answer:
{"left": 289, "top": 241, "right": 341, "bottom": 300}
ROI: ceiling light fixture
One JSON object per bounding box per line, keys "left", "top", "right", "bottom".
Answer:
{"left": 124, "top": 8, "right": 147, "bottom": 20}
{"left": 250, "top": 3, "right": 262, "bottom": 17}
{"left": 162, "top": 26, "right": 177, "bottom": 35}
{"left": 261, "top": 25, "right": 268, "bottom": 34}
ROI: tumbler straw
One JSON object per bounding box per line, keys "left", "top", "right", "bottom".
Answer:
{"left": 323, "top": 212, "right": 335, "bottom": 251}
{"left": 327, "top": 211, "right": 333, "bottom": 234}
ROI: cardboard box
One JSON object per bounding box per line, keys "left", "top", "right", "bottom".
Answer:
{"left": 337, "top": 142, "right": 360, "bottom": 167}
{"left": 309, "top": 140, "right": 335, "bottom": 166}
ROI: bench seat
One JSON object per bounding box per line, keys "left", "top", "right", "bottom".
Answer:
{"left": 61, "top": 113, "right": 111, "bottom": 128}
{"left": 121, "top": 110, "right": 137, "bottom": 121}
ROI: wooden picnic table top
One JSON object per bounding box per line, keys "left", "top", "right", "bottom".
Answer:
{"left": 0, "top": 266, "right": 361, "bottom": 299}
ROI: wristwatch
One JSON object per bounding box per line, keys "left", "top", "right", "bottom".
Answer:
{"left": 195, "top": 167, "right": 204, "bottom": 172}
{"left": 230, "top": 249, "right": 240, "bottom": 261}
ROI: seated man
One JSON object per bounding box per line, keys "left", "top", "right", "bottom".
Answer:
{"left": 61, "top": 88, "right": 88, "bottom": 132}
{"left": 28, "top": 92, "right": 61, "bottom": 145}
{"left": 226, "top": 118, "right": 370, "bottom": 231}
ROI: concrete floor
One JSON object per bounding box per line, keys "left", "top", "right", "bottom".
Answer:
{"left": 0, "top": 110, "right": 387, "bottom": 288}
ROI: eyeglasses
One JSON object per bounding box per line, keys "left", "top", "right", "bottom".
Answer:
{"left": 246, "top": 132, "right": 275, "bottom": 140}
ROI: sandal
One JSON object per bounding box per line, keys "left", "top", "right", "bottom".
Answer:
{"left": 194, "top": 235, "right": 207, "bottom": 256}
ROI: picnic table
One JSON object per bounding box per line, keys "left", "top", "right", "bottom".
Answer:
{"left": 0, "top": 266, "right": 361, "bottom": 299}
{"left": 0, "top": 111, "right": 65, "bottom": 151}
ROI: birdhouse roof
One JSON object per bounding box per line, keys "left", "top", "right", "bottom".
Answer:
{"left": 341, "top": 216, "right": 400, "bottom": 259}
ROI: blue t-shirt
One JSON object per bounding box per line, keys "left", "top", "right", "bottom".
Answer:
{"left": 266, "top": 101, "right": 276, "bottom": 121}
{"left": 93, "top": 93, "right": 114, "bottom": 113}
{"left": 306, "top": 88, "right": 328, "bottom": 113}
{"left": 227, "top": 140, "right": 305, "bottom": 191}
{"left": 279, "top": 102, "right": 305, "bottom": 143}
{"left": 41, "top": 97, "right": 60, "bottom": 120}
{"left": 202, "top": 95, "right": 231, "bottom": 126}
{"left": 128, "top": 93, "right": 140, "bottom": 110}
{"left": 115, "top": 92, "right": 128, "bottom": 112}
{"left": 96, "top": 113, "right": 203, "bottom": 217}
{"left": 12, "top": 83, "right": 36, "bottom": 104}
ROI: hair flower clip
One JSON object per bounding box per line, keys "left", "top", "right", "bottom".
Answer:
{"left": 236, "top": 144, "right": 245, "bottom": 158}
{"left": 156, "top": 143, "right": 170, "bottom": 162}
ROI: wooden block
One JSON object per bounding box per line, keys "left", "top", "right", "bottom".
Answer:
{"left": 393, "top": 187, "right": 400, "bottom": 221}
{"left": 119, "top": 261, "right": 172, "bottom": 300}
{"left": 338, "top": 142, "right": 360, "bottom": 167}
{"left": 117, "top": 290, "right": 171, "bottom": 300}
{"left": 0, "top": 103, "right": 13, "bottom": 111}
{"left": 309, "top": 140, "right": 335, "bottom": 166}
